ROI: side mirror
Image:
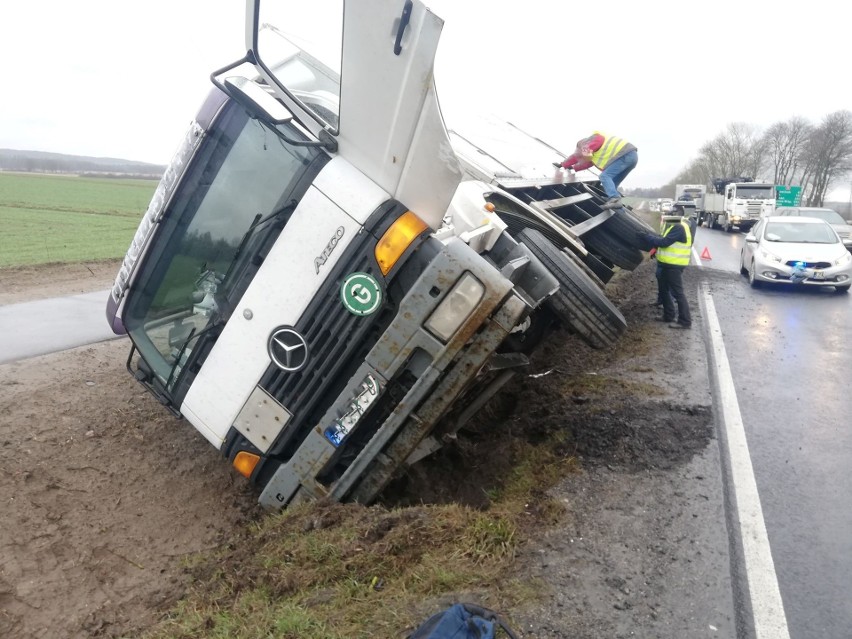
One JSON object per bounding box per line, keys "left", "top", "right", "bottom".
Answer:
{"left": 745, "top": 235, "right": 758, "bottom": 243}
{"left": 224, "top": 76, "right": 294, "bottom": 125}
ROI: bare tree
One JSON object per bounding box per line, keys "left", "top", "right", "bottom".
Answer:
{"left": 798, "top": 111, "right": 852, "bottom": 206}
{"left": 697, "top": 123, "right": 767, "bottom": 180}
{"left": 671, "top": 157, "right": 712, "bottom": 187}
{"left": 762, "top": 117, "right": 813, "bottom": 185}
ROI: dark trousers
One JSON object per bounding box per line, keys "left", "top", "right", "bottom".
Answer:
{"left": 659, "top": 265, "right": 691, "bottom": 325}
{"left": 655, "top": 262, "right": 673, "bottom": 305}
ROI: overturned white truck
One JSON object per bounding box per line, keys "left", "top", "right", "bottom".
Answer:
{"left": 106, "top": 0, "right": 652, "bottom": 509}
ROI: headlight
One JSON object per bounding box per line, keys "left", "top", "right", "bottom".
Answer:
{"left": 759, "top": 249, "right": 782, "bottom": 263}
{"left": 424, "top": 273, "right": 485, "bottom": 342}
{"left": 834, "top": 252, "right": 852, "bottom": 266}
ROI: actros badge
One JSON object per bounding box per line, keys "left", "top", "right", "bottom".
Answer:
{"left": 340, "top": 272, "right": 382, "bottom": 316}
{"left": 267, "top": 327, "right": 309, "bottom": 372}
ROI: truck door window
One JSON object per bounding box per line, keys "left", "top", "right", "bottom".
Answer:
{"left": 254, "top": 0, "right": 343, "bottom": 132}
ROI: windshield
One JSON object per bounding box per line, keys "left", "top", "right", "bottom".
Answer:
{"left": 124, "top": 100, "right": 323, "bottom": 387}
{"left": 736, "top": 185, "right": 774, "bottom": 199}
{"left": 802, "top": 209, "right": 845, "bottom": 225}
{"left": 763, "top": 221, "right": 838, "bottom": 244}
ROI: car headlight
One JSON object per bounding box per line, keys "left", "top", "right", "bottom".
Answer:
{"left": 424, "top": 273, "right": 485, "bottom": 342}
{"left": 759, "top": 249, "right": 782, "bottom": 263}
{"left": 834, "top": 252, "right": 852, "bottom": 266}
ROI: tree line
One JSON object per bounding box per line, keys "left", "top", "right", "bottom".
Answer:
{"left": 0, "top": 149, "right": 165, "bottom": 178}
{"left": 663, "top": 110, "right": 852, "bottom": 206}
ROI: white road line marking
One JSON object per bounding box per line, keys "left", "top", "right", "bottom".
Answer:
{"left": 702, "top": 286, "right": 790, "bottom": 639}
{"left": 692, "top": 245, "right": 702, "bottom": 267}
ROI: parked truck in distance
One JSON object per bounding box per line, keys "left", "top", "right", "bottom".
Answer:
{"left": 698, "top": 178, "right": 776, "bottom": 232}
{"left": 104, "top": 0, "right": 645, "bottom": 512}
{"left": 675, "top": 184, "right": 706, "bottom": 204}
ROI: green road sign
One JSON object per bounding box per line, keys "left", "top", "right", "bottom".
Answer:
{"left": 775, "top": 185, "right": 802, "bottom": 207}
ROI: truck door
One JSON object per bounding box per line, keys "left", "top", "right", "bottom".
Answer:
{"left": 244, "top": 0, "right": 462, "bottom": 230}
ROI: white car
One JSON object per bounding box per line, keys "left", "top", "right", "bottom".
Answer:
{"left": 775, "top": 206, "right": 852, "bottom": 251}
{"left": 740, "top": 216, "right": 852, "bottom": 292}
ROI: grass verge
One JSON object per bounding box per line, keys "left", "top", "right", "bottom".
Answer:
{"left": 140, "top": 435, "right": 580, "bottom": 639}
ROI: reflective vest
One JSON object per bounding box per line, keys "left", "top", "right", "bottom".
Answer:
{"left": 657, "top": 220, "right": 693, "bottom": 266}
{"left": 591, "top": 131, "right": 632, "bottom": 169}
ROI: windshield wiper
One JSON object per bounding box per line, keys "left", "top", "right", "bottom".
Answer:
{"left": 231, "top": 199, "right": 298, "bottom": 267}
{"left": 214, "top": 198, "right": 300, "bottom": 320}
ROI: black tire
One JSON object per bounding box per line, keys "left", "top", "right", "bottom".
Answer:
{"left": 748, "top": 260, "right": 761, "bottom": 288}
{"left": 739, "top": 250, "right": 748, "bottom": 276}
{"left": 576, "top": 183, "right": 655, "bottom": 237}
{"left": 492, "top": 206, "right": 613, "bottom": 287}
{"left": 518, "top": 228, "right": 627, "bottom": 349}
{"left": 598, "top": 206, "right": 656, "bottom": 242}
{"left": 554, "top": 206, "right": 643, "bottom": 270}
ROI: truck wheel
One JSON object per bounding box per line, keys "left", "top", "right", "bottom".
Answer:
{"left": 583, "top": 229, "right": 644, "bottom": 270}
{"left": 574, "top": 201, "right": 656, "bottom": 246}
{"left": 553, "top": 207, "right": 643, "bottom": 270}
{"left": 518, "top": 228, "right": 627, "bottom": 349}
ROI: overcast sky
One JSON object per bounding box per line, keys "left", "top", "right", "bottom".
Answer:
{"left": 2, "top": 0, "right": 850, "bottom": 197}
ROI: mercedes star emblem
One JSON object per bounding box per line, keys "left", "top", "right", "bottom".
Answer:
{"left": 268, "top": 327, "right": 309, "bottom": 372}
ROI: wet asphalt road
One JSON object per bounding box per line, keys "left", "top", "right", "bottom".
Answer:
{"left": 695, "top": 225, "right": 852, "bottom": 639}
{"left": 0, "top": 289, "right": 118, "bottom": 364}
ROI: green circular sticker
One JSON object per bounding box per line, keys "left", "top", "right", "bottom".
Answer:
{"left": 340, "top": 272, "right": 382, "bottom": 316}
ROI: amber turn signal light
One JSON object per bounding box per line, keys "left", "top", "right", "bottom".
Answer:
{"left": 233, "top": 451, "right": 260, "bottom": 478}
{"left": 375, "top": 211, "right": 428, "bottom": 275}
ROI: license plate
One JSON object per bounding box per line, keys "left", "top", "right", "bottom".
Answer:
{"left": 813, "top": 270, "right": 825, "bottom": 280}
{"left": 324, "top": 374, "right": 381, "bottom": 447}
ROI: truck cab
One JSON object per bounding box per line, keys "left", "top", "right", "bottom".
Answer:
{"left": 701, "top": 178, "right": 776, "bottom": 232}
{"left": 105, "top": 0, "right": 628, "bottom": 510}
{"left": 723, "top": 182, "right": 776, "bottom": 231}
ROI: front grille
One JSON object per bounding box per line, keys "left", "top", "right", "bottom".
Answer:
{"left": 259, "top": 242, "right": 393, "bottom": 459}
{"left": 785, "top": 260, "right": 832, "bottom": 269}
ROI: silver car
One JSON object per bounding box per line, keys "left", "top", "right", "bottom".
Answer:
{"left": 740, "top": 216, "right": 852, "bottom": 292}
{"left": 775, "top": 206, "right": 852, "bottom": 250}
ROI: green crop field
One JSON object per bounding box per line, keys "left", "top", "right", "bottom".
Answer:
{"left": 0, "top": 172, "right": 157, "bottom": 267}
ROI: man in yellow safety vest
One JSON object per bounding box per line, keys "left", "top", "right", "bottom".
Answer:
{"left": 638, "top": 205, "right": 694, "bottom": 329}
{"left": 556, "top": 132, "right": 638, "bottom": 209}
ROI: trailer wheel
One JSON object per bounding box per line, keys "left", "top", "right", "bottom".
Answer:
{"left": 583, "top": 228, "right": 644, "bottom": 271}
{"left": 599, "top": 205, "right": 656, "bottom": 239}
{"left": 553, "top": 207, "right": 643, "bottom": 270}
{"left": 518, "top": 228, "right": 627, "bottom": 349}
